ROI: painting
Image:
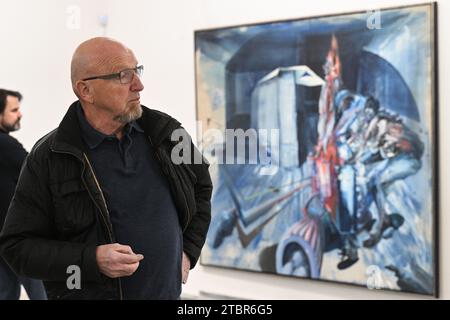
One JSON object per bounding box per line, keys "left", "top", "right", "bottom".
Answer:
{"left": 195, "top": 3, "right": 438, "bottom": 295}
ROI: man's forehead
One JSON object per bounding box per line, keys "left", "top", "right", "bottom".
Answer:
{"left": 6, "top": 95, "right": 19, "bottom": 103}
{"left": 99, "top": 52, "right": 138, "bottom": 73}
{"left": 6, "top": 96, "right": 20, "bottom": 108}
{"left": 110, "top": 58, "right": 138, "bottom": 72}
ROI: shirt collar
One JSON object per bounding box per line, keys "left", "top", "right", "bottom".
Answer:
{"left": 76, "top": 104, "right": 143, "bottom": 149}
{"left": 129, "top": 119, "right": 144, "bottom": 133}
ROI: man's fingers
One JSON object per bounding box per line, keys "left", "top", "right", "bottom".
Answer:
{"left": 182, "top": 269, "right": 189, "bottom": 284}
{"left": 123, "top": 262, "right": 140, "bottom": 276}
{"left": 97, "top": 244, "right": 144, "bottom": 279}
{"left": 109, "top": 261, "right": 141, "bottom": 278}
{"left": 116, "top": 252, "right": 144, "bottom": 264}
{"left": 115, "top": 244, "right": 134, "bottom": 255}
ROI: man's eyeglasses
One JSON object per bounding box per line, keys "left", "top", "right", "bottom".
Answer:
{"left": 82, "top": 65, "right": 144, "bottom": 84}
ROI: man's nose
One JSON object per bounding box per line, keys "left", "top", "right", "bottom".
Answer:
{"left": 131, "top": 74, "right": 144, "bottom": 92}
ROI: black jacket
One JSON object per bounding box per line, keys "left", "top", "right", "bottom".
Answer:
{"left": 0, "top": 102, "right": 212, "bottom": 300}
{"left": 0, "top": 129, "right": 27, "bottom": 232}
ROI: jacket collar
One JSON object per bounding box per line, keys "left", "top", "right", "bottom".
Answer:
{"left": 51, "top": 100, "right": 181, "bottom": 158}
{"left": 76, "top": 104, "right": 144, "bottom": 150}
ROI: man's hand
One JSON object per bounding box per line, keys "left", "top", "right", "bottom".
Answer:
{"left": 96, "top": 243, "right": 144, "bottom": 278}
{"left": 182, "top": 251, "right": 191, "bottom": 284}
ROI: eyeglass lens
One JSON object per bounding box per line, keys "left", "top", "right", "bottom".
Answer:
{"left": 120, "top": 67, "right": 143, "bottom": 84}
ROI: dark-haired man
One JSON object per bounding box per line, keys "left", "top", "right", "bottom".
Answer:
{"left": 0, "top": 89, "right": 47, "bottom": 300}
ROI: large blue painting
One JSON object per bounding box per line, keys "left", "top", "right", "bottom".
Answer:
{"left": 195, "top": 3, "right": 438, "bottom": 295}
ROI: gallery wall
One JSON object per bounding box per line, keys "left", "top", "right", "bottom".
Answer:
{"left": 0, "top": 0, "right": 110, "bottom": 150}
{"left": 0, "top": 0, "right": 448, "bottom": 299}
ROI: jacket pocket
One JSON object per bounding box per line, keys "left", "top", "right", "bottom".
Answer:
{"left": 50, "top": 179, "right": 95, "bottom": 235}
{"left": 180, "top": 163, "right": 197, "bottom": 185}
{"left": 173, "top": 163, "right": 197, "bottom": 217}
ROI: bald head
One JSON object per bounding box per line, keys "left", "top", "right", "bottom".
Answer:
{"left": 70, "top": 37, "right": 134, "bottom": 96}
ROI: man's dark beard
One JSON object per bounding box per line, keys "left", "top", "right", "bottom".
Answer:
{"left": 0, "top": 119, "right": 21, "bottom": 133}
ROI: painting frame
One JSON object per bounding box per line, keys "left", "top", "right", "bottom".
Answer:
{"left": 194, "top": 2, "right": 439, "bottom": 297}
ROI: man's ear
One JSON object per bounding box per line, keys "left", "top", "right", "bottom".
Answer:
{"left": 75, "top": 80, "right": 94, "bottom": 104}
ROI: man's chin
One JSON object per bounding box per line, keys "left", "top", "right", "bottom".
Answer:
{"left": 3, "top": 123, "right": 21, "bottom": 133}
{"left": 129, "top": 103, "right": 143, "bottom": 120}
{"left": 115, "top": 105, "right": 143, "bottom": 124}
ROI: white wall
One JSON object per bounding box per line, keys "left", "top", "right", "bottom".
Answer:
{"left": 1, "top": 0, "right": 448, "bottom": 299}
{"left": 0, "top": 0, "right": 109, "bottom": 150}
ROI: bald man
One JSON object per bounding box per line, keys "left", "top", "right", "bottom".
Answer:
{"left": 0, "top": 38, "right": 212, "bottom": 300}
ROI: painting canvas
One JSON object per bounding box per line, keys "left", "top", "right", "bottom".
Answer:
{"left": 195, "top": 3, "right": 438, "bottom": 295}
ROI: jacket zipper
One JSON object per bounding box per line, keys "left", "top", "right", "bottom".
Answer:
{"left": 147, "top": 137, "right": 192, "bottom": 232}
{"left": 50, "top": 148, "right": 123, "bottom": 300}
{"left": 82, "top": 154, "right": 123, "bottom": 300}
{"left": 82, "top": 154, "right": 114, "bottom": 238}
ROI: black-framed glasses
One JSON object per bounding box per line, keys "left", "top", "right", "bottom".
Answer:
{"left": 82, "top": 65, "right": 144, "bottom": 84}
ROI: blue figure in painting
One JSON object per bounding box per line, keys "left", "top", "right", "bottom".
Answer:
{"left": 356, "top": 101, "right": 424, "bottom": 248}
{"left": 331, "top": 90, "right": 424, "bottom": 266}
{"left": 333, "top": 90, "right": 367, "bottom": 269}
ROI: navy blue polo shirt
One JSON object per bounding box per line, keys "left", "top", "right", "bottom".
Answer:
{"left": 76, "top": 104, "right": 182, "bottom": 300}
